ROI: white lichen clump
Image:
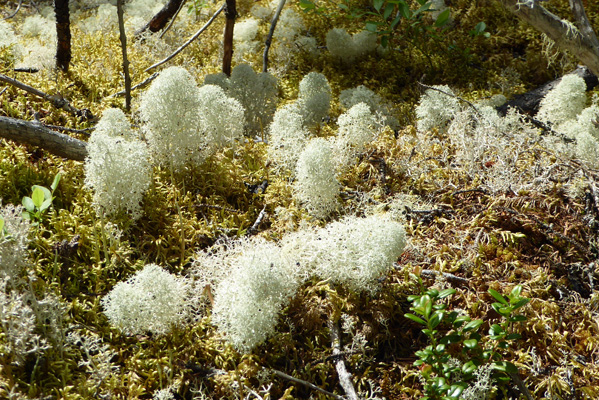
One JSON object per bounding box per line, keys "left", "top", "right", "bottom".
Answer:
{"left": 297, "top": 72, "right": 332, "bottom": 127}
{"left": 335, "top": 102, "right": 378, "bottom": 167}
{"left": 196, "top": 84, "right": 245, "bottom": 148}
{"left": 415, "top": 85, "right": 461, "bottom": 132}
{"left": 204, "top": 64, "right": 278, "bottom": 135}
{"left": 0, "top": 203, "right": 30, "bottom": 284}
{"left": 210, "top": 238, "right": 299, "bottom": 352}
{"left": 233, "top": 18, "right": 261, "bottom": 61}
{"left": 326, "top": 28, "right": 377, "bottom": 64}
{"left": 294, "top": 138, "right": 339, "bottom": 219}
{"left": 536, "top": 74, "right": 587, "bottom": 128}
{"left": 139, "top": 67, "right": 205, "bottom": 169}
{"left": 101, "top": 264, "right": 189, "bottom": 336}
{"left": 267, "top": 104, "right": 309, "bottom": 172}
{"left": 84, "top": 108, "right": 152, "bottom": 219}
{"left": 281, "top": 215, "right": 407, "bottom": 292}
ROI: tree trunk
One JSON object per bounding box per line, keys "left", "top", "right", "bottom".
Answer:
{"left": 0, "top": 117, "right": 87, "bottom": 161}
{"left": 54, "top": 0, "right": 71, "bottom": 72}
{"left": 498, "top": 0, "right": 599, "bottom": 77}
{"left": 135, "top": 0, "right": 185, "bottom": 37}
{"left": 222, "top": 0, "right": 237, "bottom": 76}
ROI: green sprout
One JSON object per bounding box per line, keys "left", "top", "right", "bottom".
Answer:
{"left": 21, "top": 173, "right": 61, "bottom": 226}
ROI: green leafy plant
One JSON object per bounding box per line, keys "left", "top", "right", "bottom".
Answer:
{"left": 21, "top": 173, "right": 61, "bottom": 225}
{"left": 405, "top": 276, "right": 530, "bottom": 399}
{"left": 469, "top": 21, "right": 490, "bottom": 38}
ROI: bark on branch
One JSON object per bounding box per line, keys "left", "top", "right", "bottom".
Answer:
{"left": 498, "top": 0, "right": 599, "bottom": 76}
{"left": 0, "top": 116, "right": 87, "bottom": 161}
{"left": 135, "top": 0, "right": 186, "bottom": 38}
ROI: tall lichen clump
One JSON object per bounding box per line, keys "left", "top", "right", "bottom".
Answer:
{"left": 1, "top": 0, "right": 599, "bottom": 399}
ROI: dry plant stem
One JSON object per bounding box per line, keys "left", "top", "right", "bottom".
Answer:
{"left": 499, "top": 0, "right": 599, "bottom": 77}
{"left": 222, "top": 0, "right": 237, "bottom": 76}
{"left": 145, "top": 4, "right": 225, "bottom": 72}
{"left": 417, "top": 82, "right": 481, "bottom": 117}
{"left": 262, "top": 0, "right": 287, "bottom": 73}
{"left": 270, "top": 369, "right": 345, "bottom": 400}
{"left": 42, "top": 123, "right": 92, "bottom": 136}
{"left": 117, "top": 0, "right": 132, "bottom": 111}
{"left": 113, "top": 72, "right": 158, "bottom": 97}
{"left": 135, "top": 0, "right": 185, "bottom": 37}
{"left": 329, "top": 321, "right": 359, "bottom": 400}
{"left": 508, "top": 371, "right": 534, "bottom": 400}
{"left": 0, "top": 116, "right": 87, "bottom": 161}
{"left": 0, "top": 73, "right": 82, "bottom": 116}
{"left": 160, "top": 0, "right": 186, "bottom": 39}
{"left": 3, "top": 0, "right": 23, "bottom": 20}
{"left": 420, "top": 269, "right": 470, "bottom": 285}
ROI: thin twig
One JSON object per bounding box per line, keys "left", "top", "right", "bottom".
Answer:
{"left": 508, "top": 371, "right": 534, "bottom": 400}
{"left": 117, "top": 0, "right": 132, "bottom": 111}
{"left": 3, "top": 0, "right": 23, "bottom": 20}
{"left": 270, "top": 369, "right": 345, "bottom": 400}
{"left": 160, "top": 0, "right": 187, "bottom": 38}
{"left": 246, "top": 205, "right": 267, "bottom": 236}
{"left": 0, "top": 87, "right": 7, "bottom": 96}
{"left": 0, "top": 73, "right": 91, "bottom": 118}
{"left": 262, "top": 0, "right": 286, "bottom": 73}
{"left": 329, "top": 321, "right": 359, "bottom": 400}
{"left": 146, "top": 3, "right": 224, "bottom": 72}
{"left": 42, "top": 123, "right": 93, "bottom": 136}
{"left": 195, "top": 204, "right": 240, "bottom": 213}
{"left": 113, "top": 72, "right": 159, "bottom": 97}
{"left": 420, "top": 269, "right": 470, "bottom": 285}
{"left": 418, "top": 81, "right": 482, "bottom": 117}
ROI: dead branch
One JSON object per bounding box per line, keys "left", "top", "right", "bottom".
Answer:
{"left": 145, "top": 4, "right": 225, "bottom": 73}
{"left": 160, "top": 0, "right": 186, "bottom": 39}
{"left": 329, "top": 321, "right": 359, "bottom": 400}
{"left": 499, "top": 0, "right": 599, "bottom": 77}
{"left": 0, "top": 116, "right": 87, "bottom": 161}
{"left": 135, "top": 0, "right": 186, "bottom": 38}
{"left": 113, "top": 72, "right": 158, "bottom": 97}
{"left": 3, "top": 0, "right": 23, "bottom": 20}
{"left": 0, "top": 73, "right": 92, "bottom": 118}
{"left": 262, "top": 0, "right": 286, "bottom": 73}
{"left": 420, "top": 269, "right": 470, "bottom": 285}
{"left": 245, "top": 205, "right": 267, "bottom": 236}
{"left": 222, "top": 0, "right": 237, "bottom": 76}
{"left": 270, "top": 369, "right": 345, "bottom": 400}
{"left": 418, "top": 81, "right": 482, "bottom": 117}
{"left": 117, "top": 0, "right": 132, "bottom": 111}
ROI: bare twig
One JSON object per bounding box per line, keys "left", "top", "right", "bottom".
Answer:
{"left": 329, "top": 321, "right": 359, "bottom": 400}
{"left": 0, "top": 73, "right": 92, "bottom": 118}
{"left": 222, "top": 0, "right": 237, "bottom": 76}
{"left": 420, "top": 269, "right": 470, "bottom": 285}
{"left": 418, "top": 81, "right": 482, "bottom": 117}
{"left": 145, "top": 4, "right": 225, "bottom": 72}
{"left": 270, "top": 369, "right": 345, "bottom": 400}
{"left": 568, "top": 0, "right": 599, "bottom": 50}
{"left": 508, "top": 371, "right": 534, "bottom": 400}
{"left": 42, "top": 123, "right": 92, "bottom": 136}
{"left": 113, "top": 72, "right": 159, "bottom": 97}
{"left": 160, "top": 0, "right": 187, "bottom": 38}
{"left": 117, "top": 0, "right": 132, "bottom": 111}
{"left": 262, "top": 0, "right": 286, "bottom": 73}
{"left": 3, "top": 0, "right": 23, "bottom": 20}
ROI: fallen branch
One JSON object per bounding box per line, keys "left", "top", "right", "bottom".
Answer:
{"left": 329, "top": 321, "right": 359, "bottom": 400}
{"left": 113, "top": 72, "right": 158, "bottom": 97}
{"left": 160, "top": 0, "right": 186, "bottom": 39}
{"left": 262, "top": 0, "right": 286, "bottom": 73}
{"left": 145, "top": 4, "right": 225, "bottom": 72}
{"left": 270, "top": 369, "right": 345, "bottom": 400}
{"left": 135, "top": 0, "right": 185, "bottom": 38}
{"left": 0, "top": 116, "right": 87, "bottom": 161}
{"left": 0, "top": 73, "right": 92, "bottom": 118}
{"left": 3, "top": 0, "right": 23, "bottom": 20}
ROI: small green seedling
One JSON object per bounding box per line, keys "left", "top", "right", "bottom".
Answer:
{"left": 22, "top": 173, "right": 61, "bottom": 225}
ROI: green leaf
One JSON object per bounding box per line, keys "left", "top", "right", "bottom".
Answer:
{"left": 462, "top": 361, "right": 477, "bottom": 375}
{"left": 464, "top": 338, "right": 478, "bottom": 348}
{"left": 299, "top": 0, "right": 316, "bottom": 10}
{"left": 337, "top": 2, "right": 348, "bottom": 11}
{"left": 488, "top": 288, "right": 508, "bottom": 305}
{"left": 440, "top": 333, "right": 462, "bottom": 344}
{"left": 506, "top": 333, "right": 522, "bottom": 340}
{"left": 383, "top": 3, "right": 394, "bottom": 19}
{"left": 474, "top": 21, "right": 486, "bottom": 34}
{"left": 493, "top": 361, "right": 519, "bottom": 374}
{"left": 489, "top": 324, "right": 505, "bottom": 338}
{"left": 434, "top": 8, "right": 450, "bottom": 27}
{"left": 373, "top": 0, "right": 384, "bottom": 12}
{"left": 51, "top": 173, "right": 61, "bottom": 192}
{"left": 510, "top": 284, "right": 523, "bottom": 298}
{"left": 365, "top": 21, "right": 380, "bottom": 32}
{"left": 423, "top": 295, "right": 433, "bottom": 318}
{"left": 40, "top": 198, "right": 53, "bottom": 213}
{"left": 397, "top": 2, "right": 410, "bottom": 18}
{"left": 447, "top": 384, "right": 464, "bottom": 398}
{"left": 463, "top": 319, "right": 484, "bottom": 332}
{"left": 511, "top": 298, "right": 530, "bottom": 309}
{"left": 429, "top": 310, "right": 444, "bottom": 328}
{"left": 0, "top": 217, "right": 4, "bottom": 234}
{"left": 32, "top": 187, "right": 45, "bottom": 208}
{"left": 438, "top": 288, "right": 456, "bottom": 299}
{"left": 404, "top": 313, "right": 426, "bottom": 325}
{"left": 390, "top": 14, "right": 401, "bottom": 29}
{"left": 22, "top": 196, "right": 35, "bottom": 213}
{"left": 509, "top": 314, "right": 527, "bottom": 322}
{"left": 435, "top": 343, "right": 446, "bottom": 353}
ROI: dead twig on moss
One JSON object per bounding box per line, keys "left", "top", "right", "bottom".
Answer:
{"left": 420, "top": 269, "right": 470, "bottom": 285}
{"left": 271, "top": 369, "right": 345, "bottom": 400}
{"left": 418, "top": 81, "right": 482, "bottom": 117}
{"left": 246, "top": 205, "right": 267, "bottom": 236}
{"left": 113, "top": 72, "right": 159, "bottom": 97}
{"left": 329, "top": 321, "right": 359, "bottom": 400}
{"left": 3, "top": 0, "right": 23, "bottom": 20}
{"left": 145, "top": 3, "right": 225, "bottom": 72}
{"left": 0, "top": 73, "right": 92, "bottom": 118}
